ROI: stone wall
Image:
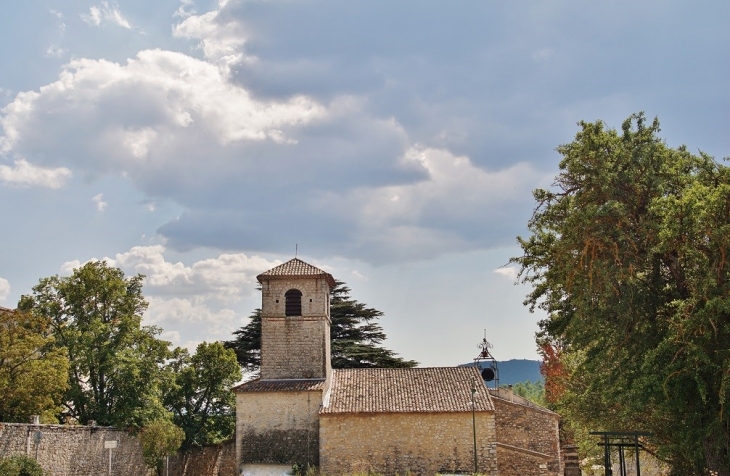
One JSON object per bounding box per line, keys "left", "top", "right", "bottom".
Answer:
{"left": 167, "top": 440, "right": 236, "bottom": 476}
{"left": 489, "top": 390, "right": 561, "bottom": 476}
{"left": 260, "top": 277, "right": 331, "bottom": 380}
{"left": 320, "top": 411, "right": 498, "bottom": 476}
{"left": 497, "top": 443, "right": 552, "bottom": 476}
{"left": 236, "top": 390, "right": 322, "bottom": 471}
{"left": 0, "top": 422, "right": 148, "bottom": 476}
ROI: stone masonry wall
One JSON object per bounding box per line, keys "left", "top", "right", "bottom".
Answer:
{"left": 496, "top": 444, "right": 551, "bottom": 476}
{"left": 320, "top": 411, "right": 498, "bottom": 476}
{"left": 167, "top": 440, "right": 236, "bottom": 476}
{"left": 260, "top": 277, "right": 331, "bottom": 380}
{"left": 236, "top": 390, "right": 322, "bottom": 472}
{"left": 490, "top": 392, "right": 561, "bottom": 476}
{"left": 0, "top": 423, "right": 148, "bottom": 476}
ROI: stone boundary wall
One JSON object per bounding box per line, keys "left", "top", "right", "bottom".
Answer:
{"left": 167, "top": 440, "right": 236, "bottom": 476}
{"left": 0, "top": 422, "right": 148, "bottom": 476}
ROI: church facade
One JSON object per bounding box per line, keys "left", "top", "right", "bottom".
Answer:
{"left": 235, "top": 259, "right": 562, "bottom": 476}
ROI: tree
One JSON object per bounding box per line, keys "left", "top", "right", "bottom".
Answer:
{"left": 225, "top": 280, "right": 417, "bottom": 371}
{"left": 141, "top": 418, "right": 185, "bottom": 476}
{"left": 162, "top": 341, "right": 241, "bottom": 449}
{"left": 512, "top": 113, "right": 730, "bottom": 474}
{"left": 0, "top": 455, "right": 44, "bottom": 476}
{"left": 18, "top": 261, "right": 170, "bottom": 428}
{"left": 0, "top": 307, "right": 68, "bottom": 423}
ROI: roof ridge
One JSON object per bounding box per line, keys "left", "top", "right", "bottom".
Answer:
{"left": 257, "top": 258, "right": 335, "bottom": 286}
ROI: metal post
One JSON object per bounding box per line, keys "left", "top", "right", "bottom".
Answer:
{"left": 604, "top": 434, "right": 610, "bottom": 476}
{"left": 108, "top": 448, "right": 112, "bottom": 476}
{"left": 634, "top": 434, "right": 641, "bottom": 476}
{"left": 471, "top": 380, "right": 477, "bottom": 474}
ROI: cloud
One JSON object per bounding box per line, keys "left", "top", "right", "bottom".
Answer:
{"left": 61, "top": 245, "right": 278, "bottom": 302}
{"left": 493, "top": 266, "right": 519, "bottom": 282}
{"left": 81, "top": 2, "right": 132, "bottom": 29}
{"left": 92, "top": 193, "right": 108, "bottom": 211}
{"left": 0, "top": 277, "right": 9, "bottom": 302}
{"left": 0, "top": 159, "right": 72, "bottom": 188}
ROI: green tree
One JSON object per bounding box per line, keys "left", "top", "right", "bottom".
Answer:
{"left": 18, "top": 261, "right": 170, "bottom": 428}
{"left": 512, "top": 113, "right": 730, "bottom": 474}
{"left": 0, "top": 455, "right": 44, "bottom": 476}
{"left": 140, "top": 418, "right": 185, "bottom": 476}
{"left": 504, "top": 380, "right": 546, "bottom": 407}
{"left": 225, "top": 280, "right": 417, "bottom": 370}
{"left": 162, "top": 341, "right": 241, "bottom": 448}
{"left": 0, "top": 308, "right": 68, "bottom": 423}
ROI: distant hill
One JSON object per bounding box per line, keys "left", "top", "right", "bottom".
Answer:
{"left": 459, "top": 359, "right": 542, "bottom": 386}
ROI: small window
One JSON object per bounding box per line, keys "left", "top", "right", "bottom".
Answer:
{"left": 285, "top": 289, "right": 302, "bottom": 316}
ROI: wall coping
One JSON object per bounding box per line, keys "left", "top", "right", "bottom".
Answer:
{"left": 496, "top": 442, "right": 553, "bottom": 460}
{"left": 489, "top": 393, "right": 560, "bottom": 418}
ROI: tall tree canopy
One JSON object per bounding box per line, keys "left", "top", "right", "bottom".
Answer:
{"left": 18, "top": 261, "right": 170, "bottom": 427}
{"left": 0, "top": 307, "right": 68, "bottom": 422}
{"left": 512, "top": 113, "right": 730, "bottom": 475}
{"left": 225, "top": 281, "right": 417, "bottom": 370}
{"left": 162, "top": 341, "right": 241, "bottom": 449}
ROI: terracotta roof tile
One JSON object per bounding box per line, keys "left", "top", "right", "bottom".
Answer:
{"left": 257, "top": 258, "right": 335, "bottom": 287}
{"left": 321, "top": 367, "right": 493, "bottom": 414}
{"left": 234, "top": 378, "right": 326, "bottom": 393}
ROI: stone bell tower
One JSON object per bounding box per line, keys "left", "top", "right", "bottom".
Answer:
{"left": 257, "top": 258, "right": 335, "bottom": 380}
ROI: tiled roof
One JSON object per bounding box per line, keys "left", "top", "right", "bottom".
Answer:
{"left": 234, "top": 378, "right": 327, "bottom": 393}
{"left": 257, "top": 258, "right": 335, "bottom": 287}
{"left": 0, "top": 305, "right": 14, "bottom": 313}
{"left": 321, "top": 367, "right": 494, "bottom": 414}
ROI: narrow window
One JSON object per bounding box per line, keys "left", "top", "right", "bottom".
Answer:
{"left": 285, "top": 289, "right": 302, "bottom": 316}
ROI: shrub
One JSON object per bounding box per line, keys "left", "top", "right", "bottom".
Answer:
{"left": 0, "top": 455, "right": 44, "bottom": 476}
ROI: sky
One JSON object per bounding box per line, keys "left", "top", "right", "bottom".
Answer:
{"left": 0, "top": 0, "right": 728, "bottom": 367}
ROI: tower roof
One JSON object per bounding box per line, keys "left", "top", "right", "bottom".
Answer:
{"left": 257, "top": 258, "right": 335, "bottom": 287}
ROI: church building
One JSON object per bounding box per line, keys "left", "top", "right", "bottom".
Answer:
{"left": 235, "top": 258, "right": 562, "bottom": 476}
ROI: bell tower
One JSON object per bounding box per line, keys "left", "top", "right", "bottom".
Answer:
{"left": 257, "top": 258, "right": 334, "bottom": 380}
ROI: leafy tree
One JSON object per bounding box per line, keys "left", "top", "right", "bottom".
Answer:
{"left": 141, "top": 418, "right": 185, "bottom": 476}
{"left": 18, "top": 261, "right": 170, "bottom": 428}
{"left": 162, "top": 341, "right": 241, "bottom": 448}
{"left": 503, "top": 380, "right": 546, "bottom": 407}
{"left": 512, "top": 113, "right": 730, "bottom": 475}
{"left": 0, "top": 455, "right": 44, "bottom": 476}
{"left": 0, "top": 308, "right": 68, "bottom": 423}
{"left": 225, "top": 280, "right": 417, "bottom": 370}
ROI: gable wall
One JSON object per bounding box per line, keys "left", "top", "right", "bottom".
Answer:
{"left": 236, "top": 390, "right": 322, "bottom": 471}
{"left": 319, "top": 411, "right": 498, "bottom": 476}
{"left": 490, "top": 395, "right": 561, "bottom": 476}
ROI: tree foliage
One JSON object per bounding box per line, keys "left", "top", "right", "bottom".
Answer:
{"left": 0, "top": 454, "right": 45, "bottom": 476}
{"left": 225, "top": 280, "right": 417, "bottom": 370}
{"left": 512, "top": 113, "right": 730, "bottom": 474}
{"left": 0, "top": 308, "right": 68, "bottom": 423}
{"left": 163, "top": 341, "right": 241, "bottom": 449}
{"left": 18, "top": 261, "right": 170, "bottom": 428}
{"left": 141, "top": 418, "right": 185, "bottom": 476}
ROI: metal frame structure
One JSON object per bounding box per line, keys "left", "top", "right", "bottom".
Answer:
{"left": 589, "top": 431, "right": 653, "bottom": 476}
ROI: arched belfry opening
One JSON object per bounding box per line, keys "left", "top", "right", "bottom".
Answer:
{"left": 285, "top": 289, "right": 302, "bottom": 316}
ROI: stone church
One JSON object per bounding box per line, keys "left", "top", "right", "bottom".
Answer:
{"left": 235, "top": 258, "right": 562, "bottom": 476}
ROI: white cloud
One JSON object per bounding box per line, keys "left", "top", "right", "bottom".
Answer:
{"left": 45, "top": 45, "right": 66, "bottom": 58}
{"left": 0, "top": 50, "right": 326, "bottom": 167}
{"left": 0, "top": 159, "right": 72, "bottom": 188}
{"left": 81, "top": 2, "right": 132, "bottom": 29}
{"left": 92, "top": 193, "right": 108, "bottom": 211}
{"left": 173, "top": 5, "right": 248, "bottom": 65}
{"left": 493, "top": 266, "right": 519, "bottom": 281}
{"left": 0, "top": 277, "right": 10, "bottom": 302}
{"left": 61, "top": 245, "right": 278, "bottom": 302}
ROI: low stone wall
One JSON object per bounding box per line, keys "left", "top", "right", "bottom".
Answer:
{"left": 167, "top": 440, "right": 236, "bottom": 476}
{"left": 0, "top": 422, "right": 148, "bottom": 476}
